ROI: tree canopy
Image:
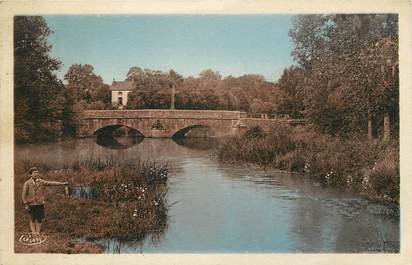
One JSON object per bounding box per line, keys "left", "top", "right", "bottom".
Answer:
{"left": 124, "top": 66, "right": 278, "bottom": 112}
{"left": 14, "top": 16, "right": 66, "bottom": 143}
{"left": 282, "top": 14, "right": 398, "bottom": 137}
{"left": 64, "top": 64, "right": 111, "bottom": 110}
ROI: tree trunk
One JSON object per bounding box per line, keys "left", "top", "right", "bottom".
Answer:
{"left": 367, "top": 110, "right": 373, "bottom": 140}
{"left": 383, "top": 112, "right": 390, "bottom": 141}
{"left": 367, "top": 99, "right": 373, "bottom": 140}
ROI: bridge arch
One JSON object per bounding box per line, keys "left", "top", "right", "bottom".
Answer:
{"left": 171, "top": 124, "right": 211, "bottom": 139}
{"left": 93, "top": 124, "right": 145, "bottom": 137}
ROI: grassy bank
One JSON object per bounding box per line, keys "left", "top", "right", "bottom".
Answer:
{"left": 217, "top": 124, "right": 399, "bottom": 204}
{"left": 15, "top": 158, "right": 169, "bottom": 253}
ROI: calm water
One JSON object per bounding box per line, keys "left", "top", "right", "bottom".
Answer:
{"left": 15, "top": 137, "right": 400, "bottom": 253}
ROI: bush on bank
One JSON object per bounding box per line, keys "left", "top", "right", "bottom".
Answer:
{"left": 217, "top": 124, "right": 399, "bottom": 203}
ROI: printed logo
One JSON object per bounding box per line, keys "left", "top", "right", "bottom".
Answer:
{"left": 19, "top": 233, "right": 47, "bottom": 246}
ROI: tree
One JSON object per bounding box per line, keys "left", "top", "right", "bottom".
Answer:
{"left": 14, "top": 16, "right": 67, "bottom": 143}
{"left": 125, "top": 67, "right": 278, "bottom": 113}
{"left": 276, "top": 66, "right": 305, "bottom": 118}
{"left": 359, "top": 36, "right": 398, "bottom": 141}
{"left": 289, "top": 14, "right": 398, "bottom": 138}
{"left": 289, "top": 15, "right": 331, "bottom": 69}
{"left": 126, "top": 66, "right": 144, "bottom": 81}
{"left": 174, "top": 72, "right": 220, "bottom": 110}
{"left": 64, "top": 64, "right": 110, "bottom": 106}
{"left": 126, "top": 68, "right": 171, "bottom": 109}
{"left": 217, "top": 74, "right": 277, "bottom": 113}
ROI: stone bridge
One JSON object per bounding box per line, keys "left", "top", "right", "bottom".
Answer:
{"left": 78, "top": 110, "right": 305, "bottom": 138}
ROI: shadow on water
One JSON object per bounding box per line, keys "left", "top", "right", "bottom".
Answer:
{"left": 96, "top": 135, "right": 144, "bottom": 149}
{"left": 172, "top": 126, "right": 221, "bottom": 150}
{"left": 95, "top": 125, "right": 144, "bottom": 149}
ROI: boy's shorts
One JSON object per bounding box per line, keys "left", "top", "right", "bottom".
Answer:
{"left": 29, "top": 204, "right": 45, "bottom": 222}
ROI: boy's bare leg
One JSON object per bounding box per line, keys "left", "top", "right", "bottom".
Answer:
{"left": 35, "top": 221, "right": 42, "bottom": 235}
{"left": 29, "top": 220, "right": 36, "bottom": 234}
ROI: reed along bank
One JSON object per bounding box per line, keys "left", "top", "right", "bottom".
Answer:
{"left": 217, "top": 124, "right": 399, "bottom": 204}
{"left": 14, "top": 158, "right": 169, "bottom": 253}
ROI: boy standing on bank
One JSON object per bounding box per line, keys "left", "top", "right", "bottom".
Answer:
{"left": 22, "top": 167, "right": 68, "bottom": 235}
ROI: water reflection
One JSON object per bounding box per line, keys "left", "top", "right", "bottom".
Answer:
{"left": 210, "top": 163, "right": 400, "bottom": 252}
{"left": 172, "top": 125, "right": 211, "bottom": 139}
{"left": 14, "top": 138, "right": 400, "bottom": 253}
{"left": 70, "top": 185, "right": 96, "bottom": 199}
{"left": 173, "top": 137, "right": 220, "bottom": 150}
{"left": 96, "top": 134, "right": 144, "bottom": 149}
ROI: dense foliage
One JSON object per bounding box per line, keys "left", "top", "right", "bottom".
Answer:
{"left": 125, "top": 67, "right": 278, "bottom": 113}
{"left": 125, "top": 67, "right": 175, "bottom": 109}
{"left": 62, "top": 64, "right": 111, "bottom": 135}
{"left": 64, "top": 64, "right": 111, "bottom": 110}
{"left": 14, "top": 16, "right": 112, "bottom": 142}
{"left": 14, "top": 16, "right": 68, "bottom": 143}
{"left": 281, "top": 14, "right": 399, "bottom": 138}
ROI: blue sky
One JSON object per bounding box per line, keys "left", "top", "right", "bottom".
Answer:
{"left": 45, "top": 15, "right": 296, "bottom": 84}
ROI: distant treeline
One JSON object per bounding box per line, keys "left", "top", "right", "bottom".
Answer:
{"left": 124, "top": 68, "right": 277, "bottom": 113}
{"left": 14, "top": 14, "right": 398, "bottom": 143}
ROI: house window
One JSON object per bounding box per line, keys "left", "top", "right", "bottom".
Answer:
{"left": 118, "top": 91, "right": 123, "bottom": 95}
{"left": 118, "top": 97, "right": 123, "bottom": 105}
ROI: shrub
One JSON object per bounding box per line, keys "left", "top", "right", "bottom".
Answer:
{"left": 368, "top": 145, "right": 399, "bottom": 202}
{"left": 277, "top": 150, "right": 306, "bottom": 172}
{"left": 217, "top": 124, "right": 399, "bottom": 203}
{"left": 244, "top": 126, "right": 266, "bottom": 139}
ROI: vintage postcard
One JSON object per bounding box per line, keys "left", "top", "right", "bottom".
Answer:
{"left": 0, "top": 0, "right": 411, "bottom": 265}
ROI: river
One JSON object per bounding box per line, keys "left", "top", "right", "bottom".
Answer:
{"left": 15, "top": 137, "right": 399, "bottom": 253}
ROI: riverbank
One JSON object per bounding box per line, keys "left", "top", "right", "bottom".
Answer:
{"left": 217, "top": 124, "right": 399, "bottom": 204}
{"left": 14, "top": 158, "right": 169, "bottom": 253}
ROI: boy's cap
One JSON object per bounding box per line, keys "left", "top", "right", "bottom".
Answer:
{"left": 28, "top": 167, "right": 38, "bottom": 175}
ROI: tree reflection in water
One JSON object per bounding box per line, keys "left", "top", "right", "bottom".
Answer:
{"left": 172, "top": 126, "right": 220, "bottom": 150}
{"left": 96, "top": 134, "right": 144, "bottom": 149}
{"left": 95, "top": 126, "right": 144, "bottom": 149}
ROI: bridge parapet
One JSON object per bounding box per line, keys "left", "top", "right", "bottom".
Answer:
{"left": 81, "top": 110, "right": 244, "bottom": 120}
{"left": 78, "top": 109, "right": 306, "bottom": 138}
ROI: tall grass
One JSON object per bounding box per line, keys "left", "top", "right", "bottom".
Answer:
{"left": 15, "top": 157, "right": 170, "bottom": 252}
{"left": 217, "top": 124, "right": 399, "bottom": 203}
